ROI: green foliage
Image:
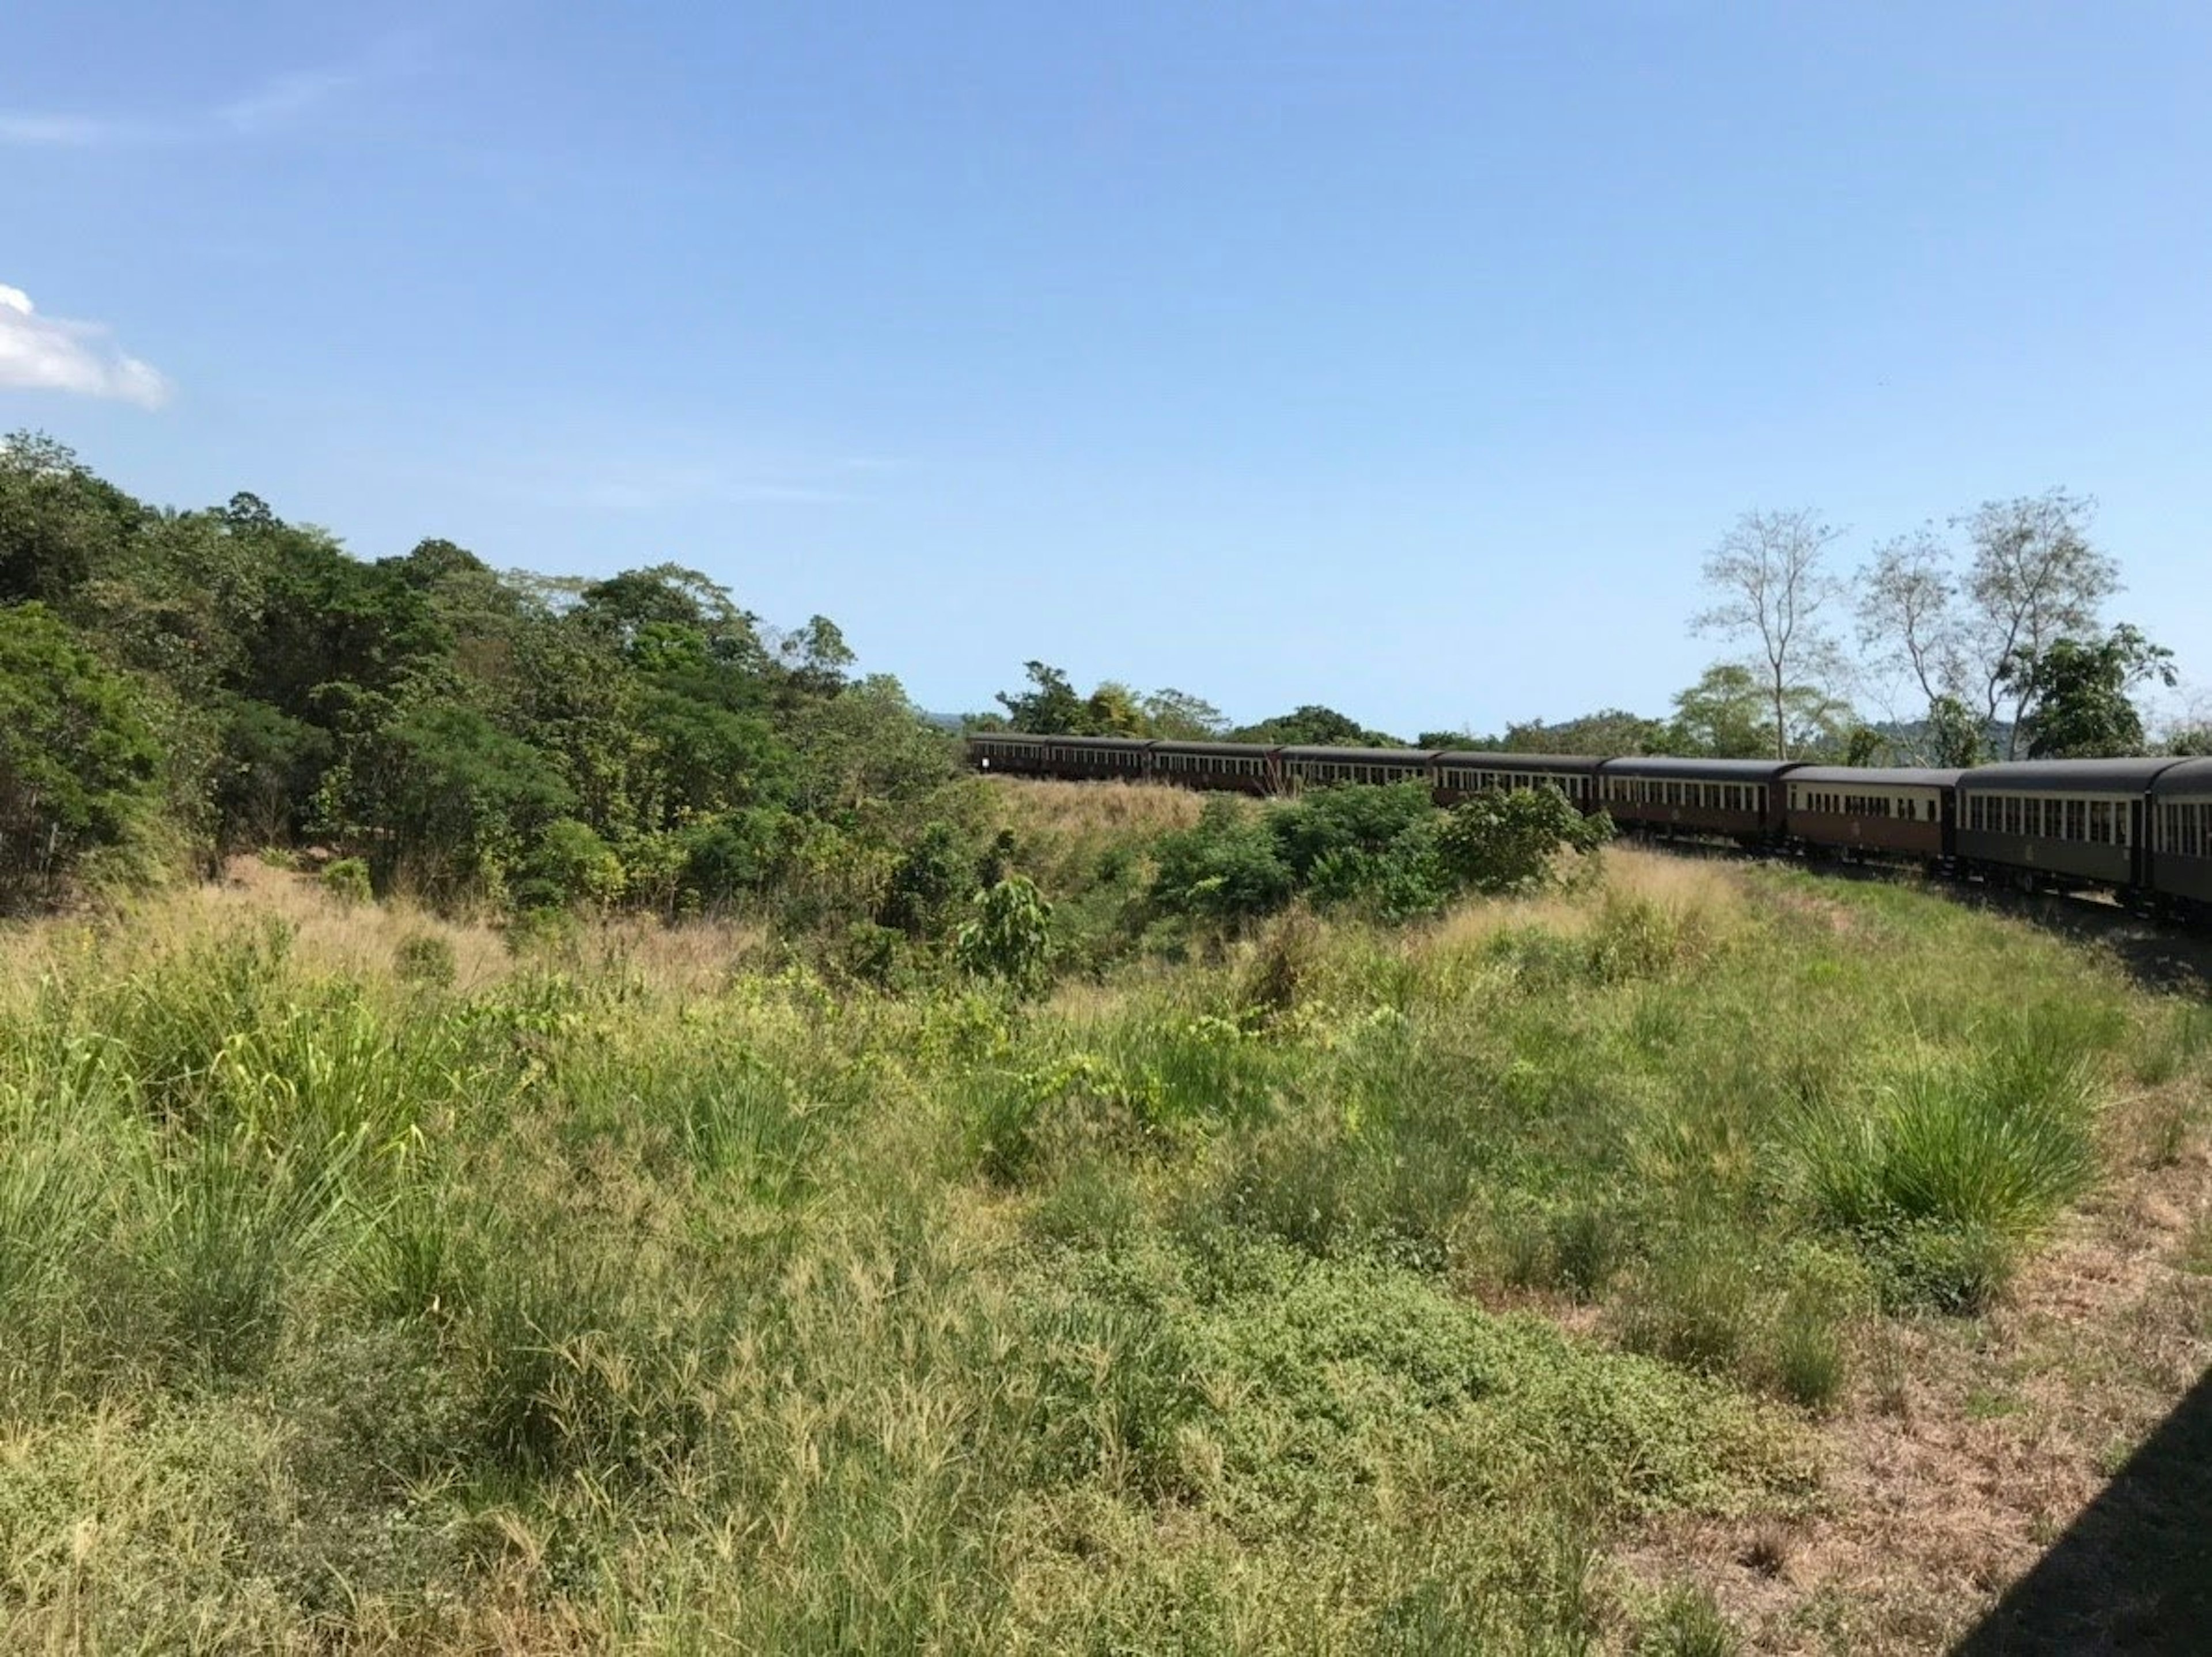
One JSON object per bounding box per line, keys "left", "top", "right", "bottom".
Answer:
{"left": 0, "top": 601, "right": 164, "bottom": 909}
{"left": 1435, "top": 785, "right": 1613, "bottom": 896}
{"left": 1798, "top": 1033, "right": 2101, "bottom": 1310}
{"left": 392, "top": 932, "right": 457, "bottom": 988}
{"left": 1668, "top": 663, "right": 1851, "bottom": 760}
{"left": 879, "top": 820, "right": 975, "bottom": 936}
{"left": 1151, "top": 797, "right": 1297, "bottom": 923}
{"left": 955, "top": 875, "right": 1054, "bottom": 992}
{"left": 320, "top": 857, "right": 373, "bottom": 907}
{"left": 2014, "top": 623, "right": 2177, "bottom": 759}
{"left": 1639, "top": 1582, "right": 1740, "bottom": 1656}
{"left": 516, "top": 817, "right": 626, "bottom": 911}
{"left": 1231, "top": 703, "right": 1402, "bottom": 746}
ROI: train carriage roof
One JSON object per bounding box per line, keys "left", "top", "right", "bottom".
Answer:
{"left": 1957, "top": 757, "right": 2184, "bottom": 793}
{"left": 1785, "top": 767, "right": 1964, "bottom": 788}
{"left": 970, "top": 732, "right": 1150, "bottom": 749}
{"left": 1149, "top": 740, "right": 1277, "bottom": 758}
{"left": 1594, "top": 757, "right": 1804, "bottom": 780}
{"left": 1431, "top": 751, "right": 1600, "bottom": 773}
{"left": 1277, "top": 746, "right": 1434, "bottom": 764}
{"left": 2150, "top": 758, "right": 2212, "bottom": 798}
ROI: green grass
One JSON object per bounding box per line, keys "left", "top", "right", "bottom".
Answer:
{"left": 0, "top": 846, "right": 2196, "bottom": 1650}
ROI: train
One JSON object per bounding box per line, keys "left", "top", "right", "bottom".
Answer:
{"left": 966, "top": 733, "right": 2212, "bottom": 921}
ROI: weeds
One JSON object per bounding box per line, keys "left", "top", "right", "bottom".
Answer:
{"left": 0, "top": 837, "right": 2186, "bottom": 1650}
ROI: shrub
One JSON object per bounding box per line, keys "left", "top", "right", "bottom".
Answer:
{"left": 955, "top": 876, "right": 1054, "bottom": 993}
{"left": 1150, "top": 797, "right": 1294, "bottom": 923}
{"left": 392, "top": 931, "right": 456, "bottom": 988}
{"left": 1435, "top": 786, "right": 1612, "bottom": 896}
{"left": 516, "top": 817, "right": 625, "bottom": 910}
{"left": 321, "top": 857, "right": 373, "bottom": 907}
{"left": 878, "top": 820, "right": 975, "bottom": 936}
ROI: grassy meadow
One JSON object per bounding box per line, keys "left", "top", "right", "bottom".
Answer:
{"left": 3, "top": 790, "right": 2210, "bottom": 1653}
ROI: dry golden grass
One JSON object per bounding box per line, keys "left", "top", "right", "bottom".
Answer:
{"left": 0, "top": 858, "right": 774, "bottom": 1000}
{"left": 985, "top": 776, "right": 1212, "bottom": 838}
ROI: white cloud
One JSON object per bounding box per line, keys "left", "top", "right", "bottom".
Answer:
{"left": 0, "top": 285, "right": 170, "bottom": 408}
{"left": 0, "top": 113, "right": 161, "bottom": 147}
{"left": 215, "top": 69, "right": 355, "bottom": 135}
{"left": 1, "top": 48, "right": 403, "bottom": 149}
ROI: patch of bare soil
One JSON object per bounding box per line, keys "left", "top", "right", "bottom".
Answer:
{"left": 1616, "top": 1134, "right": 2212, "bottom": 1654}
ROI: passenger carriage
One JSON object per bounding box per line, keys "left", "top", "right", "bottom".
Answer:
{"left": 1783, "top": 767, "right": 1960, "bottom": 863}
{"left": 1594, "top": 757, "right": 1798, "bottom": 843}
{"left": 1149, "top": 741, "right": 1278, "bottom": 794}
{"left": 2149, "top": 759, "right": 2212, "bottom": 914}
{"left": 1431, "top": 753, "right": 1600, "bottom": 810}
{"left": 1954, "top": 758, "right": 2181, "bottom": 895}
{"left": 1276, "top": 746, "right": 1433, "bottom": 792}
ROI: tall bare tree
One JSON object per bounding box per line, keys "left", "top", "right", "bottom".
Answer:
{"left": 1693, "top": 507, "right": 1844, "bottom": 760}
{"left": 1857, "top": 526, "right": 1963, "bottom": 710}
{"left": 1959, "top": 489, "right": 2118, "bottom": 756}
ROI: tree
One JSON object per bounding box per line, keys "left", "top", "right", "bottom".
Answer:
{"left": 995, "top": 661, "right": 1089, "bottom": 734}
{"left": 0, "top": 602, "right": 164, "bottom": 908}
{"left": 1494, "top": 709, "right": 1670, "bottom": 757}
{"left": 2010, "top": 624, "right": 2176, "bottom": 759}
{"left": 1923, "top": 693, "right": 1990, "bottom": 768}
{"left": 1960, "top": 490, "right": 2118, "bottom": 757}
{"left": 1232, "top": 705, "right": 1400, "bottom": 746}
{"left": 1692, "top": 507, "right": 1844, "bottom": 759}
{"left": 1667, "top": 664, "right": 1853, "bottom": 760}
{"left": 1141, "top": 688, "right": 1226, "bottom": 740}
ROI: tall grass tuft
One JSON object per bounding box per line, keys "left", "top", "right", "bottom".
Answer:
{"left": 1799, "top": 1027, "right": 2101, "bottom": 1310}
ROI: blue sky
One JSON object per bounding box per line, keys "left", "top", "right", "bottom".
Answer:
{"left": 4, "top": 2, "right": 2209, "bottom": 734}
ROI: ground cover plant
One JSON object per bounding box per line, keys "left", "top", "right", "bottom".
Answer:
{"left": 3, "top": 800, "right": 2210, "bottom": 1653}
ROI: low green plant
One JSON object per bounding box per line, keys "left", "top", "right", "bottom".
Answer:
{"left": 1640, "top": 1582, "right": 1740, "bottom": 1656}
{"left": 393, "top": 931, "right": 456, "bottom": 988}
{"left": 321, "top": 856, "right": 373, "bottom": 907}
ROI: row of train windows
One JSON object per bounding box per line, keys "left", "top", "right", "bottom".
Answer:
{"left": 1791, "top": 791, "right": 1937, "bottom": 822}
{"left": 1289, "top": 761, "right": 1423, "bottom": 785}
{"left": 1964, "top": 794, "right": 2128, "bottom": 845}
{"left": 2157, "top": 799, "right": 2212, "bottom": 858}
{"left": 1441, "top": 770, "right": 1585, "bottom": 796}
{"left": 1604, "top": 780, "right": 1760, "bottom": 812}
{"left": 1157, "top": 753, "right": 1266, "bottom": 775}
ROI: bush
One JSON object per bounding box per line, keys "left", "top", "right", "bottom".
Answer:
{"left": 955, "top": 876, "right": 1054, "bottom": 993}
{"left": 392, "top": 932, "right": 456, "bottom": 988}
{"left": 516, "top": 817, "right": 625, "bottom": 910}
{"left": 321, "top": 857, "right": 373, "bottom": 907}
{"left": 1150, "top": 797, "right": 1294, "bottom": 924}
{"left": 1435, "top": 785, "right": 1612, "bottom": 896}
{"left": 878, "top": 821, "right": 974, "bottom": 937}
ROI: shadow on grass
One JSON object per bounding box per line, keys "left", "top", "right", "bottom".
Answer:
{"left": 1952, "top": 1363, "right": 2212, "bottom": 1655}
{"left": 1940, "top": 880, "right": 2212, "bottom": 999}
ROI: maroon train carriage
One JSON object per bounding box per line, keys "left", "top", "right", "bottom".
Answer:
{"left": 1783, "top": 767, "right": 1961, "bottom": 864}
{"left": 1594, "top": 756, "right": 1800, "bottom": 843}
{"left": 1150, "top": 741, "right": 1278, "bottom": 794}
{"left": 967, "top": 731, "right": 1056, "bottom": 778}
{"left": 970, "top": 733, "right": 1152, "bottom": 782}
{"left": 2149, "top": 759, "right": 2212, "bottom": 916}
{"left": 1431, "top": 752, "right": 1601, "bottom": 811}
{"left": 1277, "top": 746, "right": 1433, "bottom": 792}
{"left": 1955, "top": 757, "right": 2182, "bottom": 896}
